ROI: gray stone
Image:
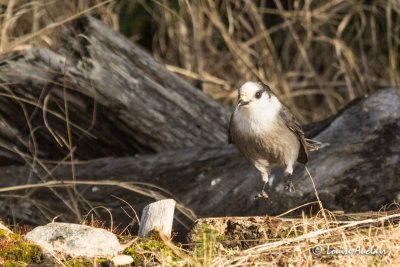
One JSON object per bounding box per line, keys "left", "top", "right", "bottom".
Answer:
{"left": 24, "top": 222, "right": 120, "bottom": 258}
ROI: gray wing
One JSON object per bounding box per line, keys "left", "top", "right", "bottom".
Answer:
{"left": 279, "top": 106, "right": 309, "bottom": 164}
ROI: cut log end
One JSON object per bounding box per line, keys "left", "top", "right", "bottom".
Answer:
{"left": 138, "top": 199, "right": 176, "bottom": 238}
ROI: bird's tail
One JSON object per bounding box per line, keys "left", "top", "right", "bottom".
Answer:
{"left": 305, "top": 138, "right": 321, "bottom": 152}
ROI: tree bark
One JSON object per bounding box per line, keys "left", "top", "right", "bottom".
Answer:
{"left": 0, "top": 17, "right": 229, "bottom": 164}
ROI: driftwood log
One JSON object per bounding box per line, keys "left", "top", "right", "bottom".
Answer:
{"left": 0, "top": 17, "right": 229, "bottom": 163}
{"left": 0, "top": 17, "right": 399, "bottom": 238}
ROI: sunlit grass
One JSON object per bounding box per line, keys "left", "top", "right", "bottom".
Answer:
{"left": 2, "top": 208, "right": 399, "bottom": 266}
{"left": 143, "top": 0, "right": 400, "bottom": 122}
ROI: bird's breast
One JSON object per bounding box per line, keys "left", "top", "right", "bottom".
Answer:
{"left": 232, "top": 110, "right": 299, "bottom": 166}
{"left": 233, "top": 109, "right": 277, "bottom": 134}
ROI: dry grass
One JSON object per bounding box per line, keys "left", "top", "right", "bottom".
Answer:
{"left": 143, "top": 0, "right": 400, "bottom": 122}
{"left": 3, "top": 1, "right": 399, "bottom": 122}
{"left": 209, "top": 212, "right": 400, "bottom": 266}
{"left": 114, "top": 208, "right": 400, "bottom": 266}
{"left": 0, "top": 0, "right": 120, "bottom": 229}
{"left": 2, "top": 208, "right": 400, "bottom": 266}
{"left": 1, "top": 177, "right": 400, "bottom": 266}
{"left": 0, "top": 0, "right": 118, "bottom": 49}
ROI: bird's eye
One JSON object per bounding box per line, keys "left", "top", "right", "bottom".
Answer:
{"left": 255, "top": 91, "right": 262, "bottom": 99}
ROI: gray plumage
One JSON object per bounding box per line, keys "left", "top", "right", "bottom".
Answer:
{"left": 228, "top": 81, "right": 319, "bottom": 195}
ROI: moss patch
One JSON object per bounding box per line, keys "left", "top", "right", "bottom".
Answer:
{"left": 2, "top": 260, "right": 24, "bottom": 267}
{"left": 0, "top": 229, "right": 20, "bottom": 242}
{"left": 123, "top": 233, "right": 179, "bottom": 266}
{"left": 63, "top": 258, "right": 92, "bottom": 267}
{"left": 0, "top": 242, "right": 42, "bottom": 263}
{"left": 0, "top": 229, "right": 42, "bottom": 265}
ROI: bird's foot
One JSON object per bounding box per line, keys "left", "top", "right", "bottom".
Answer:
{"left": 286, "top": 180, "right": 295, "bottom": 192}
{"left": 254, "top": 189, "right": 268, "bottom": 200}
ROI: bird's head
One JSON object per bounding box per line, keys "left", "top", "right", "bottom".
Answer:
{"left": 237, "top": 81, "right": 281, "bottom": 118}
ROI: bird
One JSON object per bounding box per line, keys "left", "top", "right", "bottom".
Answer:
{"left": 228, "top": 81, "right": 320, "bottom": 198}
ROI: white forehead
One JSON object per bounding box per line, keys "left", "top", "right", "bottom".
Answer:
{"left": 239, "top": 81, "right": 261, "bottom": 95}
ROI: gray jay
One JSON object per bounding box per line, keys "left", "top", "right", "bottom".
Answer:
{"left": 228, "top": 81, "right": 319, "bottom": 198}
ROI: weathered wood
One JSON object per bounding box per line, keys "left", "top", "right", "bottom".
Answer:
{"left": 0, "top": 88, "right": 397, "bottom": 231}
{"left": 0, "top": 88, "right": 398, "bottom": 240}
{"left": 138, "top": 199, "right": 176, "bottom": 238}
{"left": 0, "top": 17, "right": 230, "bottom": 164}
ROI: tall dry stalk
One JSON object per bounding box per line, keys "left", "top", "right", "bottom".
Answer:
{"left": 144, "top": 0, "right": 400, "bottom": 122}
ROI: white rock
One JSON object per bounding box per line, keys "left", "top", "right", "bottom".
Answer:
{"left": 112, "top": 255, "right": 134, "bottom": 265}
{"left": 24, "top": 222, "right": 119, "bottom": 258}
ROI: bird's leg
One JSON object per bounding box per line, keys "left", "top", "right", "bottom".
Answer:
{"left": 255, "top": 172, "right": 269, "bottom": 200}
{"left": 285, "top": 165, "right": 295, "bottom": 192}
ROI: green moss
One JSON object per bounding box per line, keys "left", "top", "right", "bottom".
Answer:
{"left": 123, "top": 234, "right": 179, "bottom": 266}
{"left": 0, "top": 242, "right": 42, "bottom": 263}
{"left": 0, "top": 229, "right": 20, "bottom": 241}
{"left": 124, "top": 245, "right": 145, "bottom": 266}
{"left": 0, "top": 227, "right": 42, "bottom": 265}
{"left": 95, "top": 258, "right": 108, "bottom": 263}
{"left": 63, "top": 258, "right": 91, "bottom": 267}
{"left": 117, "top": 234, "right": 135, "bottom": 243}
{"left": 190, "top": 222, "right": 224, "bottom": 243}
{"left": 0, "top": 229, "right": 7, "bottom": 237}
{"left": 276, "top": 226, "right": 297, "bottom": 238}
{"left": 2, "top": 260, "right": 23, "bottom": 267}
{"left": 8, "top": 233, "right": 20, "bottom": 241}
{"left": 189, "top": 223, "right": 223, "bottom": 264}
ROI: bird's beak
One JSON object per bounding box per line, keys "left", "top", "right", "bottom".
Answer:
{"left": 238, "top": 99, "right": 250, "bottom": 107}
